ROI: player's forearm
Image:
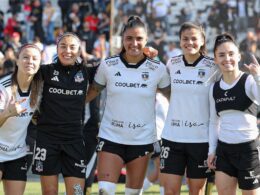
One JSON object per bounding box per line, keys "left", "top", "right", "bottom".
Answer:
{"left": 86, "top": 83, "right": 104, "bottom": 103}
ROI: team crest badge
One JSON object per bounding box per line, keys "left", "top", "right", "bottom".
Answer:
{"left": 74, "top": 71, "right": 84, "bottom": 83}
{"left": 53, "top": 70, "right": 59, "bottom": 76}
{"left": 35, "top": 160, "right": 43, "bottom": 172}
{"left": 142, "top": 72, "right": 149, "bottom": 81}
{"left": 198, "top": 69, "right": 205, "bottom": 78}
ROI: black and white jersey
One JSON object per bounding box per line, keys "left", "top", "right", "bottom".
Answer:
{"left": 209, "top": 73, "right": 260, "bottom": 154}
{"left": 36, "top": 60, "right": 88, "bottom": 144}
{"left": 95, "top": 54, "right": 170, "bottom": 145}
{"left": 162, "top": 55, "right": 219, "bottom": 143}
{"left": 0, "top": 74, "right": 36, "bottom": 162}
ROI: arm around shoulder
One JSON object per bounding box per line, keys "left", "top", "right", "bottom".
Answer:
{"left": 86, "top": 82, "right": 105, "bottom": 103}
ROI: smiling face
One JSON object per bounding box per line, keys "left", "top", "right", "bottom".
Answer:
{"left": 57, "top": 35, "right": 81, "bottom": 66}
{"left": 180, "top": 28, "right": 205, "bottom": 57}
{"left": 122, "top": 27, "right": 147, "bottom": 61}
{"left": 214, "top": 42, "right": 240, "bottom": 73}
{"left": 17, "top": 47, "right": 41, "bottom": 76}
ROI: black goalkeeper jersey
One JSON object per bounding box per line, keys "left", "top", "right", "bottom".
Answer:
{"left": 36, "top": 60, "right": 89, "bottom": 144}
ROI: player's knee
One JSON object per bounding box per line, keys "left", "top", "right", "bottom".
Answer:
{"left": 98, "top": 181, "right": 116, "bottom": 195}
{"left": 42, "top": 188, "right": 58, "bottom": 195}
{"left": 125, "top": 187, "right": 143, "bottom": 195}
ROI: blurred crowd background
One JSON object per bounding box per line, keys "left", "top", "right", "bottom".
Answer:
{"left": 0, "top": 0, "right": 259, "bottom": 76}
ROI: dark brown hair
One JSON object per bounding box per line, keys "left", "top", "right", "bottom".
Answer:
{"left": 120, "top": 15, "right": 147, "bottom": 53}
{"left": 179, "top": 22, "right": 207, "bottom": 55}
{"left": 213, "top": 33, "right": 238, "bottom": 56}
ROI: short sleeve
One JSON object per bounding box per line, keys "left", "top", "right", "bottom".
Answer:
{"left": 86, "top": 65, "right": 99, "bottom": 84}
{"left": 158, "top": 63, "right": 170, "bottom": 89}
{"left": 94, "top": 60, "right": 107, "bottom": 86}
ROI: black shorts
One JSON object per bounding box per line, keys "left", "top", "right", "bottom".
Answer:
{"left": 31, "top": 140, "right": 87, "bottom": 178}
{"left": 0, "top": 156, "right": 27, "bottom": 181}
{"left": 97, "top": 138, "right": 154, "bottom": 163}
{"left": 216, "top": 139, "right": 260, "bottom": 190}
{"left": 84, "top": 127, "right": 98, "bottom": 163}
{"left": 160, "top": 139, "right": 212, "bottom": 178}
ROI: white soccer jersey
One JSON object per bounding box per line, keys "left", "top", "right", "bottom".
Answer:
{"left": 0, "top": 75, "right": 36, "bottom": 162}
{"left": 162, "top": 55, "right": 219, "bottom": 143}
{"left": 95, "top": 54, "right": 170, "bottom": 145}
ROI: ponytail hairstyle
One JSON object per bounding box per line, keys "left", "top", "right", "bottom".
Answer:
{"left": 179, "top": 22, "right": 207, "bottom": 55}
{"left": 120, "top": 15, "right": 147, "bottom": 53}
{"left": 213, "top": 33, "right": 238, "bottom": 56}
{"left": 11, "top": 43, "right": 43, "bottom": 108}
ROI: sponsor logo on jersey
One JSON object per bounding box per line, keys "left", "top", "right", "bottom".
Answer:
{"left": 51, "top": 70, "right": 60, "bottom": 81}
{"left": 49, "top": 88, "right": 84, "bottom": 96}
{"left": 171, "top": 119, "right": 204, "bottom": 128}
{"left": 0, "top": 143, "right": 23, "bottom": 152}
{"left": 74, "top": 71, "right": 84, "bottom": 83}
{"left": 172, "top": 79, "right": 203, "bottom": 85}
{"left": 128, "top": 122, "right": 145, "bottom": 129}
{"left": 17, "top": 111, "right": 34, "bottom": 117}
{"left": 141, "top": 72, "right": 149, "bottom": 81}
{"left": 175, "top": 70, "right": 181, "bottom": 74}
{"left": 115, "top": 82, "right": 148, "bottom": 88}
{"left": 215, "top": 96, "right": 236, "bottom": 103}
{"left": 35, "top": 160, "right": 43, "bottom": 172}
{"left": 106, "top": 59, "right": 119, "bottom": 66}
{"left": 51, "top": 76, "right": 59, "bottom": 82}
{"left": 198, "top": 69, "right": 205, "bottom": 78}
{"left": 171, "top": 57, "right": 182, "bottom": 64}
{"left": 114, "top": 72, "right": 121, "bottom": 76}
{"left": 171, "top": 119, "right": 181, "bottom": 127}
{"left": 145, "top": 61, "right": 158, "bottom": 70}
{"left": 111, "top": 119, "right": 124, "bottom": 128}
{"left": 202, "top": 58, "right": 214, "bottom": 67}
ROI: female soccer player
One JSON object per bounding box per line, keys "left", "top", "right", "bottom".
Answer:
{"left": 208, "top": 33, "right": 260, "bottom": 195}
{"left": 86, "top": 15, "right": 170, "bottom": 195}
{"left": 0, "top": 44, "right": 42, "bottom": 195}
{"left": 31, "top": 33, "right": 89, "bottom": 195}
{"left": 160, "top": 22, "right": 219, "bottom": 195}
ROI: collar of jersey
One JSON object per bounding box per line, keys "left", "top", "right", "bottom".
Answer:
{"left": 120, "top": 52, "right": 147, "bottom": 69}
{"left": 18, "top": 84, "right": 31, "bottom": 97}
{"left": 56, "top": 59, "right": 81, "bottom": 71}
{"left": 183, "top": 55, "right": 204, "bottom": 67}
